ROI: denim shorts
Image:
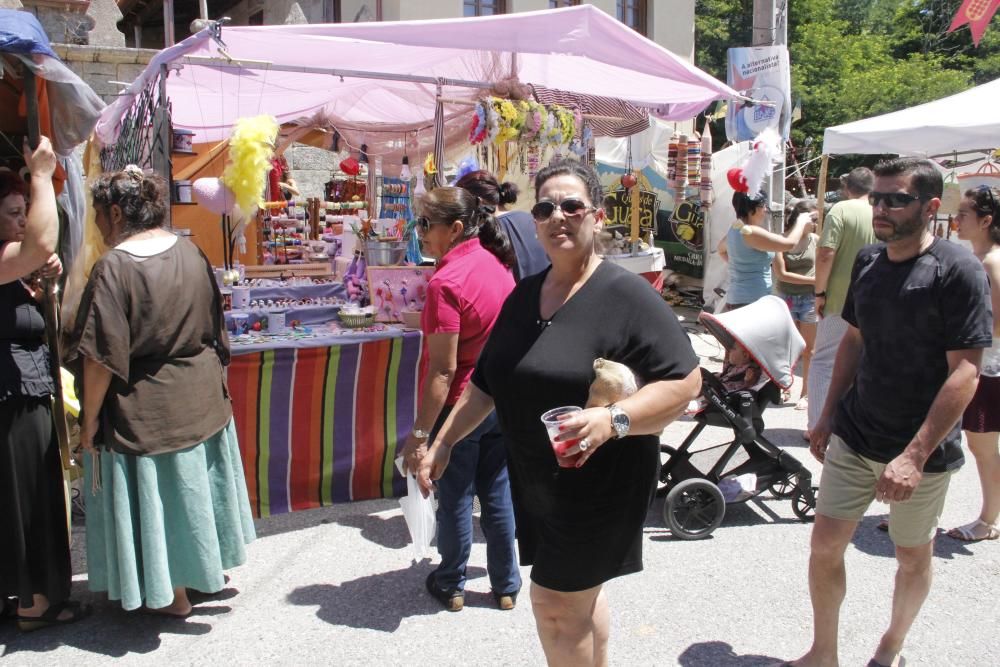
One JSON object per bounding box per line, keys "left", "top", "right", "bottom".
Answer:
{"left": 782, "top": 293, "right": 817, "bottom": 324}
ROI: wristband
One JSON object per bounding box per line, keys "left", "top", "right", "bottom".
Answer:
{"left": 814, "top": 291, "right": 826, "bottom": 298}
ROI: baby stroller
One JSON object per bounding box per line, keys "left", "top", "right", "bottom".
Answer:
{"left": 659, "top": 295, "right": 818, "bottom": 539}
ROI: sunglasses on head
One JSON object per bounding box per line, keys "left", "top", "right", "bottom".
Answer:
{"left": 868, "top": 191, "right": 925, "bottom": 209}
{"left": 531, "top": 197, "right": 595, "bottom": 222}
{"left": 975, "top": 185, "right": 998, "bottom": 216}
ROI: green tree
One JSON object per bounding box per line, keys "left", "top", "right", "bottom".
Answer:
{"left": 694, "top": 0, "right": 997, "bottom": 165}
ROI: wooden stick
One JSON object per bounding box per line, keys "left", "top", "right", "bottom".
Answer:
{"left": 816, "top": 154, "right": 830, "bottom": 233}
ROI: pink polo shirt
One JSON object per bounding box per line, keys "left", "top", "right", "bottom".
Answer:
{"left": 420, "top": 237, "right": 515, "bottom": 406}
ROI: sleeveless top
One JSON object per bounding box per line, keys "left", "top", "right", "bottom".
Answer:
{"left": 777, "top": 234, "right": 817, "bottom": 296}
{"left": 726, "top": 225, "right": 774, "bottom": 305}
{"left": 0, "top": 242, "right": 54, "bottom": 401}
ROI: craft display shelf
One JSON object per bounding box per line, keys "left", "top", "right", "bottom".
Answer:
{"left": 244, "top": 262, "right": 333, "bottom": 279}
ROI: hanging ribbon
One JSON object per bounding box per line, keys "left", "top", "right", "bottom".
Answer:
{"left": 947, "top": 0, "right": 1000, "bottom": 46}
{"left": 432, "top": 81, "right": 446, "bottom": 189}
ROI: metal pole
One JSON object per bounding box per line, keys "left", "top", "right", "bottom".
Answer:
{"left": 163, "top": 0, "right": 176, "bottom": 47}
{"left": 134, "top": 23, "right": 143, "bottom": 49}
{"left": 199, "top": 0, "right": 209, "bottom": 20}
{"left": 156, "top": 63, "right": 173, "bottom": 228}
{"left": 23, "top": 65, "right": 73, "bottom": 476}
{"left": 752, "top": 0, "right": 786, "bottom": 231}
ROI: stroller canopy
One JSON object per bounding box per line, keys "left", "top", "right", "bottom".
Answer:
{"left": 699, "top": 295, "right": 806, "bottom": 391}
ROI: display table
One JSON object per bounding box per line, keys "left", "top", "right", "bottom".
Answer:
{"left": 227, "top": 325, "right": 422, "bottom": 517}
{"left": 601, "top": 247, "right": 666, "bottom": 290}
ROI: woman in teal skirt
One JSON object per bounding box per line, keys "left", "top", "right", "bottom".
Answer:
{"left": 67, "top": 167, "right": 255, "bottom": 616}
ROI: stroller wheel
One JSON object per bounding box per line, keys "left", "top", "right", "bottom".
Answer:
{"left": 663, "top": 478, "right": 726, "bottom": 540}
{"left": 791, "top": 485, "right": 819, "bottom": 522}
{"left": 768, "top": 476, "right": 797, "bottom": 500}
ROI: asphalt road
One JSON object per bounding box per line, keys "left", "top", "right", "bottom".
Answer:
{"left": 3, "top": 316, "right": 997, "bottom": 666}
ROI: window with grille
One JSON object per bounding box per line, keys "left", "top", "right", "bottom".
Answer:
{"left": 549, "top": 0, "right": 580, "bottom": 7}
{"left": 616, "top": 0, "right": 647, "bottom": 36}
{"left": 464, "top": 0, "right": 507, "bottom": 17}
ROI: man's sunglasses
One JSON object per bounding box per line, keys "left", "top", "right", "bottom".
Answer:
{"left": 530, "top": 197, "right": 595, "bottom": 222}
{"left": 868, "top": 191, "right": 925, "bottom": 209}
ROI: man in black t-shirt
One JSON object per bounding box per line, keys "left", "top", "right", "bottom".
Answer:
{"left": 789, "top": 159, "right": 992, "bottom": 667}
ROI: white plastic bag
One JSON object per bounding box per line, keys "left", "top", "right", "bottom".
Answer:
{"left": 396, "top": 456, "right": 436, "bottom": 560}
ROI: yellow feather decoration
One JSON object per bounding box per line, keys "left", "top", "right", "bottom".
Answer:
{"left": 221, "top": 115, "right": 280, "bottom": 215}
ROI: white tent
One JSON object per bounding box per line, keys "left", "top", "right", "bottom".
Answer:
{"left": 823, "top": 77, "right": 1000, "bottom": 156}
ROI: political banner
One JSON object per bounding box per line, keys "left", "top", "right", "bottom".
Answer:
{"left": 725, "top": 45, "right": 791, "bottom": 142}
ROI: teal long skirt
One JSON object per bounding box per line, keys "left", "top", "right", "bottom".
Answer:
{"left": 84, "top": 418, "right": 256, "bottom": 611}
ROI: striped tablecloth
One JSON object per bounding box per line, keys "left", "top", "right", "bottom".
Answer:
{"left": 227, "top": 330, "right": 423, "bottom": 517}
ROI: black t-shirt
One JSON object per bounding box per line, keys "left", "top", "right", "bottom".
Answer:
{"left": 470, "top": 260, "right": 698, "bottom": 590}
{"left": 497, "top": 210, "right": 550, "bottom": 282}
{"left": 835, "top": 239, "right": 993, "bottom": 472}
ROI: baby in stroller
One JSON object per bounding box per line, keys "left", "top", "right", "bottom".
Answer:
{"left": 718, "top": 343, "right": 763, "bottom": 394}
{"left": 660, "top": 295, "right": 818, "bottom": 539}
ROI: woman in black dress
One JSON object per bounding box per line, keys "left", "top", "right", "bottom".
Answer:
{"left": 418, "top": 160, "right": 701, "bottom": 665}
{"left": 1, "top": 137, "right": 89, "bottom": 631}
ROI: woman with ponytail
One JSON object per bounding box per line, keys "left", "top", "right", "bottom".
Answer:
{"left": 456, "top": 170, "right": 549, "bottom": 282}
{"left": 402, "top": 186, "right": 521, "bottom": 612}
{"left": 67, "top": 167, "right": 255, "bottom": 617}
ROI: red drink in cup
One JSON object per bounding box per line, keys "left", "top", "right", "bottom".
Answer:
{"left": 541, "top": 406, "right": 582, "bottom": 468}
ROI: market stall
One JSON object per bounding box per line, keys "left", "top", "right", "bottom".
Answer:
{"left": 91, "top": 5, "right": 743, "bottom": 517}
{"left": 819, "top": 77, "right": 1000, "bottom": 233}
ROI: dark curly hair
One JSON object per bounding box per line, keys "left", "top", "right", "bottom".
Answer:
{"left": 91, "top": 167, "right": 167, "bottom": 238}
{"left": 419, "top": 186, "right": 515, "bottom": 268}
{"left": 0, "top": 170, "right": 29, "bottom": 202}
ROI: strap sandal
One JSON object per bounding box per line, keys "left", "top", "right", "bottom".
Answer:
{"left": 947, "top": 519, "right": 1000, "bottom": 542}
{"left": 17, "top": 600, "right": 91, "bottom": 632}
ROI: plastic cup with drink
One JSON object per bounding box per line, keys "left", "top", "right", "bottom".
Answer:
{"left": 541, "top": 406, "right": 583, "bottom": 468}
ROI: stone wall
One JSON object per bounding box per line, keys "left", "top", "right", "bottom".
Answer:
{"left": 286, "top": 143, "right": 346, "bottom": 202}
{"left": 49, "top": 43, "right": 155, "bottom": 104}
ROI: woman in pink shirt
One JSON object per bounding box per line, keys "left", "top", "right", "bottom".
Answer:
{"left": 402, "top": 186, "right": 521, "bottom": 612}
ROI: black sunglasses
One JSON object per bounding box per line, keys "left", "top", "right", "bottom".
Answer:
{"left": 531, "top": 197, "right": 595, "bottom": 222}
{"left": 416, "top": 216, "right": 446, "bottom": 231}
{"left": 868, "top": 191, "right": 925, "bottom": 209}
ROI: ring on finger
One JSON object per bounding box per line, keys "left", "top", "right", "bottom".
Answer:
{"left": 578, "top": 438, "right": 590, "bottom": 452}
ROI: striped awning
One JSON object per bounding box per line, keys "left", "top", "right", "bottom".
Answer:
{"left": 531, "top": 85, "right": 650, "bottom": 138}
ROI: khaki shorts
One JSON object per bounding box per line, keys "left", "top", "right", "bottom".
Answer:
{"left": 817, "top": 434, "right": 952, "bottom": 547}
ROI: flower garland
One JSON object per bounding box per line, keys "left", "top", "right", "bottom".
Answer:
{"left": 469, "top": 101, "right": 488, "bottom": 145}
{"left": 468, "top": 96, "right": 580, "bottom": 148}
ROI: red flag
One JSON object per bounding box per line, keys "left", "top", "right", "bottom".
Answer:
{"left": 948, "top": 0, "right": 1000, "bottom": 46}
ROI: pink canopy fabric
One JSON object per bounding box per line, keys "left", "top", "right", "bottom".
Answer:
{"left": 96, "top": 6, "right": 738, "bottom": 160}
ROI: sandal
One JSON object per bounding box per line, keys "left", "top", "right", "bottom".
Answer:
{"left": 946, "top": 519, "right": 1000, "bottom": 542}
{"left": 876, "top": 519, "right": 889, "bottom": 532}
{"left": 794, "top": 396, "right": 808, "bottom": 411}
{"left": 17, "top": 600, "right": 91, "bottom": 632}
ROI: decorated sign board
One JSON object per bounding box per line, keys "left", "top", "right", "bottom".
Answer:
{"left": 597, "top": 165, "right": 705, "bottom": 278}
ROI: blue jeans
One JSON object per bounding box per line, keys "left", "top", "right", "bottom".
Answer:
{"left": 431, "top": 409, "right": 521, "bottom": 596}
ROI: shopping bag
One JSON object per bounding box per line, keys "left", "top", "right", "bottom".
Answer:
{"left": 395, "top": 456, "right": 436, "bottom": 560}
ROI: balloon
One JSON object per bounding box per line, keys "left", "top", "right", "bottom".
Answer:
{"left": 193, "top": 177, "right": 237, "bottom": 215}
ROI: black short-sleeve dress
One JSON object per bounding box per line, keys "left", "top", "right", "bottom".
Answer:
{"left": 471, "top": 260, "right": 698, "bottom": 592}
